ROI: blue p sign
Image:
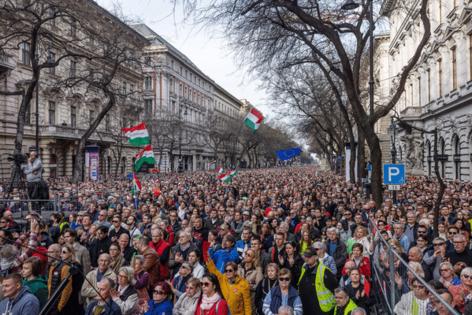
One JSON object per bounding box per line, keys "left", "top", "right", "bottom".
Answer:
{"left": 383, "top": 164, "right": 406, "bottom": 185}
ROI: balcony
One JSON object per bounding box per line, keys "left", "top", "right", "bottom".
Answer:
{"left": 0, "top": 53, "right": 15, "bottom": 74}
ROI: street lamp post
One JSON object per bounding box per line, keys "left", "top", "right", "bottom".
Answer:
{"left": 389, "top": 117, "right": 397, "bottom": 203}
{"left": 178, "top": 104, "right": 187, "bottom": 173}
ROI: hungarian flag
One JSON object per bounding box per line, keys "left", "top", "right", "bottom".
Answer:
{"left": 216, "top": 166, "right": 225, "bottom": 174}
{"left": 208, "top": 160, "right": 217, "bottom": 170}
{"left": 132, "top": 173, "right": 141, "bottom": 195}
{"left": 220, "top": 170, "right": 237, "bottom": 184}
{"left": 244, "top": 107, "right": 264, "bottom": 131}
{"left": 134, "top": 145, "right": 156, "bottom": 171}
{"left": 122, "top": 122, "right": 150, "bottom": 146}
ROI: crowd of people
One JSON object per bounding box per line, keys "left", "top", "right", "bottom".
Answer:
{"left": 0, "top": 167, "right": 470, "bottom": 315}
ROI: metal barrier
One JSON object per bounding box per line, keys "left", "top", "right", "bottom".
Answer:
{"left": 0, "top": 198, "right": 60, "bottom": 219}
{"left": 368, "top": 219, "right": 459, "bottom": 315}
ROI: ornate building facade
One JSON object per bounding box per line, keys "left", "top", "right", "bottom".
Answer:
{"left": 376, "top": 0, "right": 472, "bottom": 180}
{"left": 131, "top": 24, "right": 243, "bottom": 172}
{"left": 0, "top": 0, "right": 148, "bottom": 180}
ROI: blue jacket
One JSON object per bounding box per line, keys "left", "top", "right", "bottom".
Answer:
{"left": 321, "top": 255, "right": 338, "bottom": 275}
{"left": 209, "top": 246, "right": 240, "bottom": 273}
{"left": 145, "top": 299, "right": 173, "bottom": 315}
{"left": 85, "top": 299, "right": 122, "bottom": 315}
{"left": 0, "top": 287, "right": 40, "bottom": 315}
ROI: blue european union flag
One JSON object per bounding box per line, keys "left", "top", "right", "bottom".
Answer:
{"left": 276, "top": 147, "right": 302, "bottom": 161}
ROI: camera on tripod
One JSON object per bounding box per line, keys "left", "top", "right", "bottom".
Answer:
{"left": 7, "top": 153, "right": 28, "bottom": 167}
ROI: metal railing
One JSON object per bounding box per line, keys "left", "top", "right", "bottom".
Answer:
{"left": 368, "top": 219, "right": 459, "bottom": 315}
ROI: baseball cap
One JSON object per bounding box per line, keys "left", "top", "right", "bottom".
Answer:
{"left": 303, "top": 247, "right": 317, "bottom": 258}
{"left": 313, "top": 241, "right": 325, "bottom": 250}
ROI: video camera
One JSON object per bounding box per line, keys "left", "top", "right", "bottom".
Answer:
{"left": 7, "top": 153, "right": 28, "bottom": 166}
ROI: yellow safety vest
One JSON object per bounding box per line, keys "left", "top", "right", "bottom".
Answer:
{"left": 334, "top": 299, "right": 358, "bottom": 315}
{"left": 298, "top": 263, "right": 335, "bottom": 312}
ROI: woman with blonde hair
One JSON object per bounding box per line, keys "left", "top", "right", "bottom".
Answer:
{"left": 47, "top": 244, "right": 82, "bottom": 315}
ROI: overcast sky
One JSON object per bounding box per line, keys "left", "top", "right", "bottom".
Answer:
{"left": 96, "top": 0, "right": 272, "bottom": 118}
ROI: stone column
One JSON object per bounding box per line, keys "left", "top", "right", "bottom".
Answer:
{"left": 193, "top": 154, "right": 197, "bottom": 171}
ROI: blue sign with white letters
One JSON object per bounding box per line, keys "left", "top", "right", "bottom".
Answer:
{"left": 383, "top": 164, "right": 406, "bottom": 185}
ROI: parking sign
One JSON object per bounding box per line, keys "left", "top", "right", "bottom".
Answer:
{"left": 383, "top": 164, "right": 405, "bottom": 185}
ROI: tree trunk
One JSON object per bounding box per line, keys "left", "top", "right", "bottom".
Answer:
{"left": 357, "top": 130, "right": 366, "bottom": 184}
{"left": 349, "top": 141, "right": 356, "bottom": 183}
{"left": 433, "top": 128, "right": 445, "bottom": 236}
{"left": 365, "top": 128, "right": 383, "bottom": 205}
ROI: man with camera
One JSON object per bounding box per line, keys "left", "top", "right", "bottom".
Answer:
{"left": 20, "top": 150, "right": 45, "bottom": 208}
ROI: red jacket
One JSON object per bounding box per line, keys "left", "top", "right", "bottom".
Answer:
{"left": 194, "top": 299, "right": 229, "bottom": 315}
{"left": 342, "top": 257, "right": 371, "bottom": 280}
{"left": 148, "top": 239, "right": 171, "bottom": 280}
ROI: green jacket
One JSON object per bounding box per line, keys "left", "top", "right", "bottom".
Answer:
{"left": 23, "top": 276, "right": 48, "bottom": 308}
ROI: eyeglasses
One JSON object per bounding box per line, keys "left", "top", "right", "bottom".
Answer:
{"left": 449, "top": 231, "right": 458, "bottom": 235}
{"left": 153, "top": 290, "right": 165, "bottom": 294}
{"left": 112, "top": 220, "right": 119, "bottom": 223}
{"left": 201, "top": 282, "right": 211, "bottom": 287}
{"left": 433, "top": 243, "right": 445, "bottom": 246}
{"left": 225, "top": 269, "right": 234, "bottom": 273}
{"left": 279, "top": 277, "right": 290, "bottom": 282}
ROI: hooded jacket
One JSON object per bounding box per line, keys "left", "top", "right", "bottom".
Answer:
{"left": 22, "top": 276, "right": 48, "bottom": 308}
{"left": 207, "top": 258, "right": 251, "bottom": 315}
{"left": 0, "top": 286, "right": 40, "bottom": 315}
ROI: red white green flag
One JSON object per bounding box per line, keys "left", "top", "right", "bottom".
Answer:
{"left": 132, "top": 173, "right": 142, "bottom": 194}
{"left": 134, "top": 145, "right": 156, "bottom": 171}
{"left": 122, "top": 122, "right": 150, "bottom": 146}
{"left": 220, "top": 170, "right": 238, "bottom": 184}
{"left": 244, "top": 108, "right": 264, "bottom": 131}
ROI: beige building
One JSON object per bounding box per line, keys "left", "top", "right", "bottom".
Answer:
{"left": 0, "top": 0, "right": 148, "bottom": 180}
{"left": 131, "top": 24, "right": 243, "bottom": 172}
{"left": 376, "top": 0, "right": 472, "bottom": 180}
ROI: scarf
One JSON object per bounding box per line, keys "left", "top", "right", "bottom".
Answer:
{"left": 200, "top": 292, "right": 221, "bottom": 311}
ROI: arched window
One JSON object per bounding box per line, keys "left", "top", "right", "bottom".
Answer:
{"left": 121, "top": 157, "right": 127, "bottom": 174}
{"left": 426, "top": 140, "right": 432, "bottom": 177}
{"left": 107, "top": 156, "right": 112, "bottom": 176}
{"left": 453, "top": 134, "right": 461, "bottom": 180}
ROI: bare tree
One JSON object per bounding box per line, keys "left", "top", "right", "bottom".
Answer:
{"left": 190, "top": 0, "right": 431, "bottom": 205}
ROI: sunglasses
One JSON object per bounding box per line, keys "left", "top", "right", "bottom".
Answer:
{"left": 463, "top": 274, "right": 472, "bottom": 279}
{"left": 201, "top": 282, "right": 211, "bottom": 287}
{"left": 112, "top": 220, "right": 120, "bottom": 223}
{"left": 279, "top": 277, "right": 290, "bottom": 282}
{"left": 153, "top": 290, "right": 165, "bottom": 294}
{"left": 225, "top": 269, "right": 234, "bottom": 273}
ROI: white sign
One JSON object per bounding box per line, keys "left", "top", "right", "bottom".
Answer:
{"left": 388, "top": 185, "right": 401, "bottom": 191}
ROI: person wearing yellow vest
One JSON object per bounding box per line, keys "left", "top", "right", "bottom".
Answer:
{"left": 298, "top": 247, "right": 338, "bottom": 315}
{"left": 333, "top": 288, "right": 358, "bottom": 315}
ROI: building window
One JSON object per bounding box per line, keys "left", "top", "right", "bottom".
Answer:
{"left": 418, "top": 76, "right": 421, "bottom": 106}
{"left": 122, "top": 81, "right": 127, "bottom": 94}
{"left": 427, "top": 140, "right": 432, "bottom": 177}
{"left": 144, "top": 76, "right": 152, "bottom": 91}
{"left": 70, "top": 18, "right": 77, "bottom": 38}
{"left": 25, "top": 103, "right": 31, "bottom": 125}
{"left": 452, "top": 47, "right": 457, "bottom": 90}
{"left": 145, "top": 99, "right": 152, "bottom": 116}
{"left": 48, "top": 101, "right": 56, "bottom": 125}
{"left": 70, "top": 59, "right": 77, "bottom": 77}
{"left": 409, "top": 83, "right": 413, "bottom": 106}
{"left": 469, "top": 36, "right": 472, "bottom": 81}
{"left": 438, "top": 58, "right": 443, "bottom": 97}
{"left": 19, "top": 42, "right": 31, "bottom": 65}
{"left": 89, "top": 109, "right": 95, "bottom": 125}
{"left": 427, "top": 69, "right": 431, "bottom": 103}
{"left": 453, "top": 135, "right": 461, "bottom": 180}
{"left": 71, "top": 105, "right": 76, "bottom": 128}
{"left": 105, "top": 114, "right": 110, "bottom": 131}
{"left": 48, "top": 51, "right": 56, "bottom": 75}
